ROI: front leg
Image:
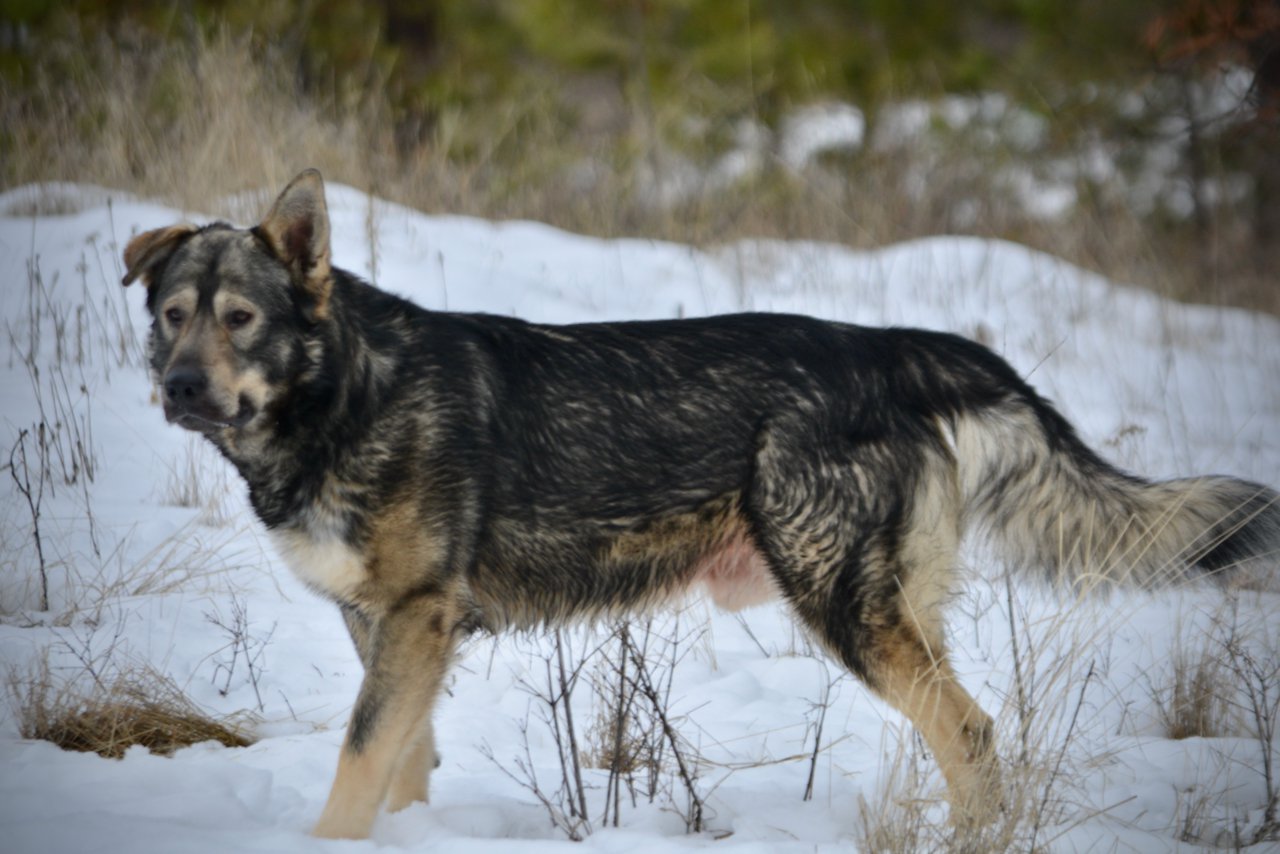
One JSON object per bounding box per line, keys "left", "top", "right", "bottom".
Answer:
{"left": 386, "top": 715, "right": 437, "bottom": 812}
{"left": 313, "top": 592, "right": 459, "bottom": 840}
{"left": 340, "top": 601, "right": 439, "bottom": 813}
{"left": 339, "top": 602, "right": 376, "bottom": 667}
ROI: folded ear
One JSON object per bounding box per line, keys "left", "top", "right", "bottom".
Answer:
{"left": 256, "top": 169, "right": 332, "bottom": 321}
{"left": 121, "top": 224, "right": 198, "bottom": 287}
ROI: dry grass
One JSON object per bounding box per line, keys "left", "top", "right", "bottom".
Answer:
{"left": 853, "top": 574, "right": 1121, "bottom": 853}
{"left": 1, "top": 30, "right": 387, "bottom": 221}
{"left": 1151, "top": 628, "right": 1238, "bottom": 742}
{"left": 855, "top": 676, "right": 1098, "bottom": 853}
{"left": 161, "top": 435, "right": 235, "bottom": 527}
{"left": 2, "top": 28, "right": 1275, "bottom": 315}
{"left": 8, "top": 656, "right": 253, "bottom": 759}
{"left": 857, "top": 734, "right": 1071, "bottom": 854}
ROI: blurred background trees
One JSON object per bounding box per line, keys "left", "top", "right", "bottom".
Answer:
{"left": 1, "top": 0, "right": 1276, "bottom": 311}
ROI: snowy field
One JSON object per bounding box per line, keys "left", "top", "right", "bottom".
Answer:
{"left": 1, "top": 182, "right": 1278, "bottom": 852}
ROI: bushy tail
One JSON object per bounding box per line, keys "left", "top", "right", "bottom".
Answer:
{"left": 954, "top": 395, "right": 1280, "bottom": 590}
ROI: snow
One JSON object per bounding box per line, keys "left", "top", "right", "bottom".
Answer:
{"left": 779, "top": 103, "right": 866, "bottom": 170}
{"left": 686, "top": 83, "right": 1262, "bottom": 225}
{"left": 1, "top": 181, "right": 1279, "bottom": 852}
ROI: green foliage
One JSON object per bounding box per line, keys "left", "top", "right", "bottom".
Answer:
{"left": 0, "top": 0, "right": 1176, "bottom": 134}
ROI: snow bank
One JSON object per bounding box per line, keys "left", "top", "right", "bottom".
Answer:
{"left": 0, "top": 182, "right": 1276, "bottom": 852}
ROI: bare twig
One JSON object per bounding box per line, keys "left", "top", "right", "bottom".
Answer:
{"left": 10, "top": 429, "right": 49, "bottom": 612}
{"left": 804, "top": 665, "right": 842, "bottom": 802}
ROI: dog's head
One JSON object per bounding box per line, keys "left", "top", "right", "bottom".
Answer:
{"left": 122, "top": 170, "right": 334, "bottom": 441}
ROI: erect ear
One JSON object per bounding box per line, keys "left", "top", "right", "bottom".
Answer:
{"left": 256, "top": 169, "right": 332, "bottom": 321}
{"left": 121, "top": 224, "right": 198, "bottom": 287}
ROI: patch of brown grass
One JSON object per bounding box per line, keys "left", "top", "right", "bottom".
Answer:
{"left": 1153, "top": 643, "right": 1237, "bottom": 742}
{"left": 9, "top": 657, "right": 254, "bottom": 759}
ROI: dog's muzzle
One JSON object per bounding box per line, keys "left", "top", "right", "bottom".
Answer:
{"left": 163, "top": 366, "right": 255, "bottom": 430}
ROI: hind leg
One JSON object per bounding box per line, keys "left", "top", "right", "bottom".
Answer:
{"left": 866, "top": 488, "right": 999, "bottom": 822}
{"left": 781, "top": 548, "right": 999, "bottom": 823}
{"left": 792, "top": 566, "right": 1000, "bottom": 822}
{"left": 861, "top": 597, "right": 999, "bottom": 823}
{"left": 749, "top": 425, "right": 999, "bottom": 821}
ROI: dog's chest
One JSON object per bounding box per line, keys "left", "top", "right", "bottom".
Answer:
{"left": 264, "top": 472, "right": 376, "bottom": 600}
{"left": 269, "top": 526, "right": 367, "bottom": 600}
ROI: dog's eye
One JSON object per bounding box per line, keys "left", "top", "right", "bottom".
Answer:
{"left": 226, "top": 310, "right": 254, "bottom": 330}
{"left": 164, "top": 307, "right": 185, "bottom": 325}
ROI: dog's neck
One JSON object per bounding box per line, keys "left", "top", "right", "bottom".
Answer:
{"left": 220, "top": 272, "right": 416, "bottom": 534}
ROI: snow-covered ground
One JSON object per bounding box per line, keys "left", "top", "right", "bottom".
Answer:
{"left": 657, "top": 73, "right": 1259, "bottom": 226}
{"left": 1, "top": 182, "right": 1278, "bottom": 852}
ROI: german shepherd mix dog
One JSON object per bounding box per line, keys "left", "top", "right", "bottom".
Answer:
{"left": 123, "top": 170, "right": 1280, "bottom": 839}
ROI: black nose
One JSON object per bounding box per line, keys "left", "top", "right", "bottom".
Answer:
{"left": 164, "top": 366, "right": 208, "bottom": 403}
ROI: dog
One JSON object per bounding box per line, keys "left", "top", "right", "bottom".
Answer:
{"left": 121, "top": 169, "right": 1280, "bottom": 839}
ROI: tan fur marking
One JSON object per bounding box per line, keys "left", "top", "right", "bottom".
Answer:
{"left": 211, "top": 290, "right": 264, "bottom": 337}
{"left": 385, "top": 717, "right": 436, "bottom": 813}
{"left": 299, "top": 498, "right": 455, "bottom": 835}
{"left": 313, "top": 593, "right": 458, "bottom": 839}
{"left": 364, "top": 499, "right": 448, "bottom": 603}
{"left": 258, "top": 169, "right": 333, "bottom": 320}
{"left": 195, "top": 320, "right": 239, "bottom": 407}
{"left": 868, "top": 622, "right": 999, "bottom": 824}
{"left": 121, "top": 224, "right": 197, "bottom": 287}
{"left": 158, "top": 287, "right": 197, "bottom": 321}
{"left": 313, "top": 737, "right": 404, "bottom": 838}
{"left": 159, "top": 290, "right": 274, "bottom": 427}
{"left": 271, "top": 492, "right": 449, "bottom": 606}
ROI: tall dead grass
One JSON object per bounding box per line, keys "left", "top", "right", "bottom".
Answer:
{"left": 2, "top": 28, "right": 1274, "bottom": 314}
{"left": 1, "top": 29, "right": 390, "bottom": 219}
{"left": 8, "top": 655, "right": 253, "bottom": 759}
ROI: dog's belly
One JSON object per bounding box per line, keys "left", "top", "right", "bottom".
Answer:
{"left": 470, "top": 497, "right": 779, "bottom": 629}
{"left": 593, "top": 496, "right": 779, "bottom": 613}
{"left": 689, "top": 529, "right": 777, "bottom": 611}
